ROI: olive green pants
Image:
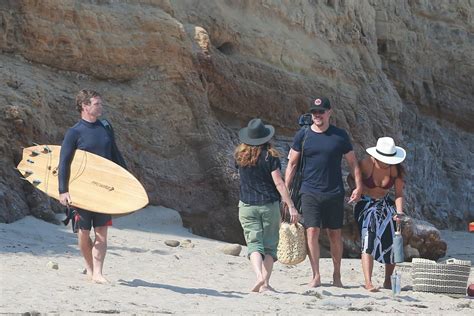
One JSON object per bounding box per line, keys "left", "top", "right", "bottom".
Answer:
{"left": 238, "top": 200, "right": 280, "bottom": 260}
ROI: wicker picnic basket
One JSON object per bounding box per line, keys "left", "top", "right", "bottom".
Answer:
{"left": 412, "top": 258, "right": 471, "bottom": 295}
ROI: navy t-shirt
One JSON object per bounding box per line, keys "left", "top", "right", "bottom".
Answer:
{"left": 237, "top": 149, "right": 281, "bottom": 205}
{"left": 58, "top": 119, "right": 114, "bottom": 193}
{"left": 292, "top": 125, "right": 353, "bottom": 195}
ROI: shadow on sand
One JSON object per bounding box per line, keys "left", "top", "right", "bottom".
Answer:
{"left": 117, "top": 279, "right": 245, "bottom": 298}
{"left": 321, "top": 290, "right": 420, "bottom": 302}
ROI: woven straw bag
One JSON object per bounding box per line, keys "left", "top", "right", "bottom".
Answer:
{"left": 412, "top": 258, "right": 471, "bottom": 295}
{"left": 277, "top": 222, "right": 307, "bottom": 265}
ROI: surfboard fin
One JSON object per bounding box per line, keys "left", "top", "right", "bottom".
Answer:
{"left": 32, "top": 179, "right": 41, "bottom": 186}
{"left": 32, "top": 143, "right": 51, "bottom": 153}
{"left": 15, "top": 168, "right": 33, "bottom": 177}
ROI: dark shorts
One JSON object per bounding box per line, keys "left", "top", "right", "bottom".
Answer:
{"left": 75, "top": 208, "right": 112, "bottom": 232}
{"left": 300, "top": 192, "right": 344, "bottom": 229}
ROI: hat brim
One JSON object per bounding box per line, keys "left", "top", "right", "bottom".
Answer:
{"left": 238, "top": 125, "right": 275, "bottom": 146}
{"left": 366, "top": 146, "right": 406, "bottom": 164}
{"left": 309, "top": 106, "right": 329, "bottom": 112}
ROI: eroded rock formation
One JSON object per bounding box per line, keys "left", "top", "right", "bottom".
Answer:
{"left": 1, "top": 0, "right": 472, "bottom": 260}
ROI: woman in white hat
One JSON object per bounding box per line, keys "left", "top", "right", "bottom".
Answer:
{"left": 353, "top": 137, "right": 406, "bottom": 292}
{"left": 235, "top": 118, "right": 298, "bottom": 293}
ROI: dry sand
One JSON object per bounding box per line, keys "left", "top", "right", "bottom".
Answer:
{"left": 1, "top": 206, "right": 472, "bottom": 315}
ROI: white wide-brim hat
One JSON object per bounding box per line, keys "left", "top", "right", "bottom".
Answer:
{"left": 366, "top": 137, "right": 406, "bottom": 165}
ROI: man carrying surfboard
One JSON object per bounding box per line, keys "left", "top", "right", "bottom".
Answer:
{"left": 58, "top": 89, "right": 126, "bottom": 284}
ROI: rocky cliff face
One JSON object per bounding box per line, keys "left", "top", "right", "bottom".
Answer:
{"left": 1, "top": 1, "right": 472, "bottom": 254}
{"left": 371, "top": 0, "right": 473, "bottom": 228}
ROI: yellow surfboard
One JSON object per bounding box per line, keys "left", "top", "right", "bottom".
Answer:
{"left": 17, "top": 145, "right": 149, "bottom": 214}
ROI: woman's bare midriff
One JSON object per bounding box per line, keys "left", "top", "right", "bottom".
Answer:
{"left": 362, "top": 187, "right": 388, "bottom": 199}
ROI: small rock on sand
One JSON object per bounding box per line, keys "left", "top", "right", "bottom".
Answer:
{"left": 180, "top": 239, "right": 195, "bottom": 248}
{"left": 165, "top": 240, "right": 180, "bottom": 247}
{"left": 219, "top": 244, "right": 242, "bottom": 256}
{"left": 47, "top": 261, "right": 58, "bottom": 270}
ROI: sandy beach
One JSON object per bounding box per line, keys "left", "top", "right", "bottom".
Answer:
{"left": 1, "top": 206, "right": 472, "bottom": 315}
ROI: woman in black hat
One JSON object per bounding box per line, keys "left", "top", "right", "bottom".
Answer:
{"left": 235, "top": 118, "right": 298, "bottom": 293}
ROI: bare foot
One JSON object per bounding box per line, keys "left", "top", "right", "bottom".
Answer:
{"left": 383, "top": 280, "right": 391, "bottom": 289}
{"left": 364, "top": 284, "right": 380, "bottom": 292}
{"left": 259, "top": 285, "right": 275, "bottom": 293}
{"left": 92, "top": 275, "right": 109, "bottom": 284}
{"left": 333, "top": 273, "right": 343, "bottom": 288}
{"left": 251, "top": 279, "right": 265, "bottom": 292}
{"left": 308, "top": 276, "right": 321, "bottom": 288}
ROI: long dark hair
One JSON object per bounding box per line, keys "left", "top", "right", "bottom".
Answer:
{"left": 395, "top": 163, "right": 406, "bottom": 180}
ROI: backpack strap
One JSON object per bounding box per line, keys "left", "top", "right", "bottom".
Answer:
{"left": 289, "top": 127, "right": 310, "bottom": 214}
{"left": 99, "top": 119, "right": 128, "bottom": 170}
{"left": 100, "top": 119, "right": 112, "bottom": 133}
{"left": 298, "top": 126, "right": 310, "bottom": 170}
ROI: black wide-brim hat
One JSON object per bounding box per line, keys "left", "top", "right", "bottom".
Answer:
{"left": 238, "top": 118, "right": 275, "bottom": 146}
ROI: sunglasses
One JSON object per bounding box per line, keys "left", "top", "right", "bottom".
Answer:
{"left": 312, "top": 109, "right": 327, "bottom": 115}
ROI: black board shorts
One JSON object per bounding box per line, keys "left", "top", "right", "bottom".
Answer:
{"left": 76, "top": 208, "right": 112, "bottom": 231}
{"left": 300, "top": 192, "right": 344, "bottom": 229}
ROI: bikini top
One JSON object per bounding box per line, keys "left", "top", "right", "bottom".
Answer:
{"left": 362, "top": 160, "right": 396, "bottom": 190}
